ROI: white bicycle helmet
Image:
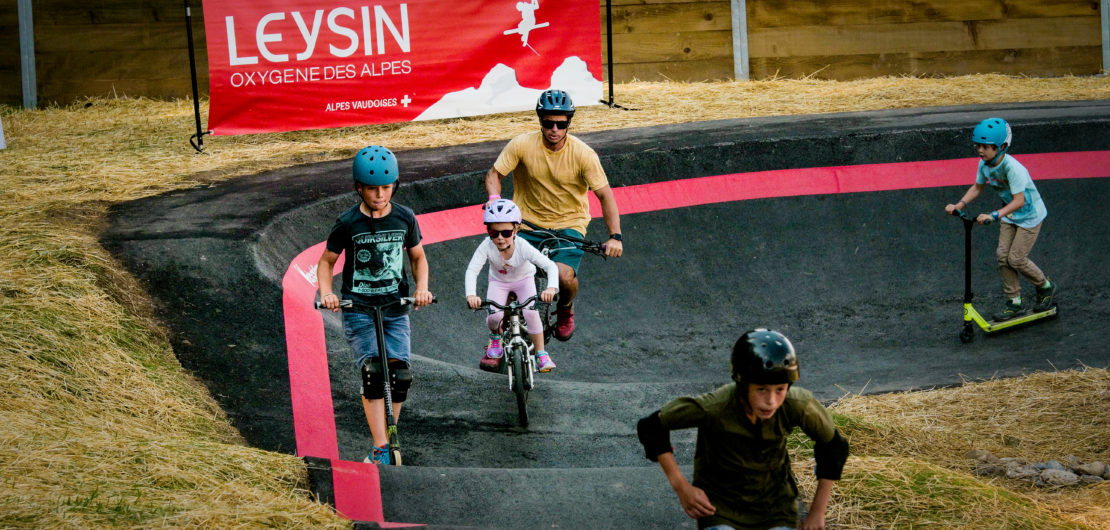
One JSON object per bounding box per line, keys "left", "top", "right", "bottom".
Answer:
{"left": 484, "top": 199, "right": 522, "bottom": 223}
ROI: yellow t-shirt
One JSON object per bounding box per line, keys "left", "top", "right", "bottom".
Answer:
{"left": 492, "top": 131, "right": 609, "bottom": 235}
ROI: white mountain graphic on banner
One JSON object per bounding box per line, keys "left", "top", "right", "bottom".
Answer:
{"left": 415, "top": 57, "right": 602, "bottom": 121}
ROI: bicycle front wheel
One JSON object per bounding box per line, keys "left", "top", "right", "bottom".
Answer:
{"left": 510, "top": 345, "right": 529, "bottom": 427}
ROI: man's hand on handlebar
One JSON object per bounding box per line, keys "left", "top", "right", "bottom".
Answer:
{"left": 604, "top": 238, "right": 623, "bottom": 258}
{"left": 540, "top": 287, "right": 557, "bottom": 303}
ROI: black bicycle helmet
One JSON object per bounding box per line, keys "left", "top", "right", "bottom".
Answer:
{"left": 536, "top": 89, "right": 575, "bottom": 118}
{"left": 731, "top": 329, "right": 799, "bottom": 385}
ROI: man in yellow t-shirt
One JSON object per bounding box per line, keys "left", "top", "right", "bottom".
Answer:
{"left": 485, "top": 89, "right": 624, "bottom": 342}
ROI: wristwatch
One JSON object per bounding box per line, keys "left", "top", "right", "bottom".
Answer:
{"left": 609, "top": 233, "right": 622, "bottom": 241}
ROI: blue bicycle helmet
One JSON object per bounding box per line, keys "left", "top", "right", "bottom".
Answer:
{"left": 971, "top": 118, "right": 1012, "bottom": 148}
{"left": 352, "top": 145, "right": 399, "bottom": 186}
{"left": 536, "top": 89, "right": 575, "bottom": 118}
{"left": 972, "top": 118, "right": 1012, "bottom": 166}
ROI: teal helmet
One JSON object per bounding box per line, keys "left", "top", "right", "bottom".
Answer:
{"left": 536, "top": 89, "right": 575, "bottom": 118}
{"left": 972, "top": 118, "right": 1012, "bottom": 148}
{"left": 352, "top": 145, "right": 399, "bottom": 186}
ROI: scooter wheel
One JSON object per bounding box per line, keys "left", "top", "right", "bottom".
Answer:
{"left": 959, "top": 327, "right": 974, "bottom": 343}
{"left": 390, "top": 449, "right": 403, "bottom": 466}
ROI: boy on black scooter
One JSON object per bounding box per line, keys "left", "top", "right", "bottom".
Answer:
{"left": 317, "top": 145, "right": 434, "bottom": 465}
{"left": 944, "top": 117, "right": 1056, "bottom": 321}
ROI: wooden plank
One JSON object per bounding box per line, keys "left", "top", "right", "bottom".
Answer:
{"left": 1001, "top": 0, "right": 1102, "bottom": 19}
{"left": 749, "top": 16, "right": 1101, "bottom": 57}
{"left": 36, "top": 49, "right": 208, "bottom": 82}
{"left": 747, "top": 0, "right": 1099, "bottom": 29}
{"left": 608, "top": 56, "right": 734, "bottom": 81}
{"left": 749, "top": 46, "right": 1103, "bottom": 80}
{"left": 31, "top": 3, "right": 196, "bottom": 26}
{"left": 602, "top": 2, "right": 731, "bottom": 34}
{"left": 748, "top": 0, "right": 1004, "bottom": 28}
{"left": 35, "top": 23, "right": 193, "bottom": 52}
{"left": 605, "top": 0, "right": 710, "bottom": 6}
{"left": 604, "top": 30, "right": 732, "bottom": 63}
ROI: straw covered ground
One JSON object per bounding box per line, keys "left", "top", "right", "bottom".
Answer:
{"left": 1, "top": 74, "right": 1108, "bottom": 527}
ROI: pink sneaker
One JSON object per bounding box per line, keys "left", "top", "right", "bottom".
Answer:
{"left": 535, "top": 351, "right": 556, "bottom": 372}
{"left": 553, "top": 309, "right": 575, "bottom": 341}
{"left": 479, "top": 334, "right": 503, "bottom": 372}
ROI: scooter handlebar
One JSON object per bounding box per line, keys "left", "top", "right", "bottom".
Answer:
{"left": 951, "top": 209, "right": 992, "bottom": 225}
{"left": 315, "top": 296, "right": 437, "bottom": 310}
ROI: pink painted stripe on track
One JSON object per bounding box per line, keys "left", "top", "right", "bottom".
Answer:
{"left": 281, "top": 151, "right": 1110, "bottom": 522}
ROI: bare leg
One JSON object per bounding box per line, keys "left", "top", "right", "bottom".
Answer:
{"left": 529, "top": 331, "right": 545, "bottom": 353}
{"left": 557, "top": 263, "right": 578, "bottom": 311}
{"left": 364, "top": 397, "right": 403, "bottom": 448}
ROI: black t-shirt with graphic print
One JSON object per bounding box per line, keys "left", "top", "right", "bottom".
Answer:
{"left": 325, "top": 201, "right": 422, "bottom": 317}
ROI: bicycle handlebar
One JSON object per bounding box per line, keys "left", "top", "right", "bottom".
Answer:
{"left": 521, "top": 220, "right": 609, "bottom": 258}
{"left": 315, "top": 296, "right": 438, "bottom": 310}
{"left": 474, "top": 295, "right": 547, "bottom": 312}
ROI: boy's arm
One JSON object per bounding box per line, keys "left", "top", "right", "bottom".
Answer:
{"left": 946, "top": 183, "right": 984, "bottom": 214}
{"left": 658, "top": 452, "right": 716, "bottom": 519}
{"left": 637, "top": 411, "right": 714, "bottom": 519}
{"left": 996, "top": 192, "right": 1026, "bottom": 217}
{"left": 800, "top": 478, "right": 834, "bottom": 530}
{"left": 406, "top": 244, "right": 433, "bottom": 307}
{"left": 317, "top": 249, "right": 341, "bottom": 312}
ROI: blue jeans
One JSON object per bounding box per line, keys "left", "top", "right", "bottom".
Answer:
{"left": 342, "top": 310, "right": 411, "bottom": 368}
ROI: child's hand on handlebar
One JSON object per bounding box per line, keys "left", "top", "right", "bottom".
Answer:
{"left": 321, "top": 292, "right": 340, "bottom": 312}
{"left": 975, "top": 213, "right": 993, "bottom": 225}
{"left": 466, "top": 295, "right": 483, "bottom": 309}
{"left": 944, "top": 203, "right": 960, "bottom": 215}
{"left": 412, "top": 289, "right": 434, "bottom": 308}
{"left": 539, "top": 288, "right": 557, "bottom": 303}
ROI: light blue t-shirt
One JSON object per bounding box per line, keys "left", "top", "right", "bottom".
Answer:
{"left": 975, "top": 155, "right": 1047, "bottom": 228}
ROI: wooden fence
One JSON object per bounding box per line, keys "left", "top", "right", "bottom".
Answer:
{"left": 0, "top": 0, "right": 1104, "bottom": 105}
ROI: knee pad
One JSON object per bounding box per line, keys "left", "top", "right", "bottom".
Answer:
{"left": 389, "top": 361, "right": 413, "bottom": 403}
{"left": 360, "top": 359, "right": 412, "bottom": 402}
{"left": 360, "top": 360, "right": 386, "bottom": 400}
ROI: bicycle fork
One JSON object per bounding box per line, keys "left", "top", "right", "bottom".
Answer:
{"left": 505, "top": 316, "right": 534, "bottom": 391}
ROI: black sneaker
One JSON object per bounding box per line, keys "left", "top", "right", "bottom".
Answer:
{"left": 992, "top": 300, "right": 1027, "bottom": 321}
{"left": 1033, "top": 280, "right": 1057, "bottom": 312}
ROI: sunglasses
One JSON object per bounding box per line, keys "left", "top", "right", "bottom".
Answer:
{"left": 487, "top": 228, "right": 515, "bottom": 239}
{"left": 540, "top": 119, "right": 570, "bottom": 130}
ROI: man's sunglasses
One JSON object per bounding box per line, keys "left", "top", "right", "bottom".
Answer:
{"left": 541, "top": 119, "right": 570, "bottom": 130}
{"left": 488, "top": 228, "right": 515, "bottom": 239}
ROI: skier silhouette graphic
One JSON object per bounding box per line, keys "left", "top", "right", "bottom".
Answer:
{"left": 503, "top": 0, "right": 549, "bottom": 55}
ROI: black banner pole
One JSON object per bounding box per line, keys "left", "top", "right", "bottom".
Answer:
{"left": 600, "top": 0, "right": 633, "bottom": 111}
{"left": 185, "top": 0, "right": 210, "bottom": 152}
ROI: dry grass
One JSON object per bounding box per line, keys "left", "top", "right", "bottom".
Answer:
{"left": 1, "top": 74, "right": 1108, "bottom": 526}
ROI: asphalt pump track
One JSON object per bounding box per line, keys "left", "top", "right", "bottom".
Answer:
{"left": 103, "top": 101, "right": 1110, "bottom": 528}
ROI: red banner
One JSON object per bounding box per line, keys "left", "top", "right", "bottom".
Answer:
{"left": 201, "top": 0, "right": 603, "bottom": 135}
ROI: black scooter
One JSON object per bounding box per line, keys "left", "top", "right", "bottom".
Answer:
{"left": 316, "top": 296, "right": 435, "bottom": 465}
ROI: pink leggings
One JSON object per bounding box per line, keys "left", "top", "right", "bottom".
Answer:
{"left": 485, "top": 276, "right": 542, "bottom": 335}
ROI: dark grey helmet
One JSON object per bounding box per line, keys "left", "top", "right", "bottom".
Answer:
{"left": 731, "top": 329, "right": 799, "bottom": 385}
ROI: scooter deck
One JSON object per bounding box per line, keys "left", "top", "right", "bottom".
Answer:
{"left": 975, "top": 304, "right": 1059, "bottom": 332}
